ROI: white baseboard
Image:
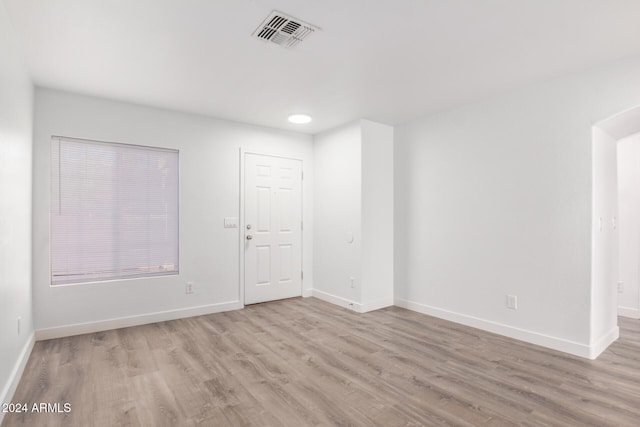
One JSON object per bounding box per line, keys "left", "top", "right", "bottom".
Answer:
{"left": 311, "top": 290, "right": 393, "bottom": 313}
{"left": 35, "top": 300, "right": 243, "bottom": 341}
{"left": 312, "top": 289, "right": 362, "bottom": 312}
{"left": 302, "top": 288, "right": 313, "bottom": 298}
{"left": 361, "top": 297, "right": 394, "bottom": 313}
{"left": 0, "top": 332, "right": 35, "bottom": 425}
{"left": 618, "top": 306, "right": 640, "bottom": 319}
{"left": 394, "top": 298, "right": 602, "bottom": 359}
{"left": 590, "top": 326, "right": 619, "bottom": 359}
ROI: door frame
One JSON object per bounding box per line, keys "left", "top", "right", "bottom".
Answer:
{"left": 239, "top": 148, "right": 304, "bottom": 306}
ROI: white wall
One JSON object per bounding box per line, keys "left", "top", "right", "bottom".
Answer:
{"left": 590, "top": 127, "right": 619, "bottom": 345}
{"left": 395, "top": 54, "right": 640, "bottom": 358}
{"left": 313, "top": 122, "right": 362, "bottom": 307}
{"left": 0, "top": 0, "right": 34, "bottom": 415}
{"left": 32, "top": 88, "right": 313, "bottom": 336}
{"left": 313, "top": 119, "right": 394, "bottom": 312}
{"left": 617, "top": 132, "right": 640, "bottom": 318}
{"left": 361, "top": 120, "right": 394, "bottom": 309}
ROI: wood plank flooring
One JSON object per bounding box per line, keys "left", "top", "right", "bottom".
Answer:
{"left": 2, "top": 297, "right": 640, "bottom": 426}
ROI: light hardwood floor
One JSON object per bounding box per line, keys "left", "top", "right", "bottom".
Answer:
{"left": 2, "top": 297, "right": 640, "bottom": 426}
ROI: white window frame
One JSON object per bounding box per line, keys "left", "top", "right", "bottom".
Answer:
{"left": 49, "top": 136, "right": 180, "bottom": 286}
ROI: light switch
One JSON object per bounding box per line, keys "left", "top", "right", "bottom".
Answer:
{"left": 224, "top": 217, "right": 238, "bottom": 228}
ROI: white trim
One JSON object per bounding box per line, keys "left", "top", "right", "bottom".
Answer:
{"left": 238, "top": 147, "right": 245, "bottom": 305}
{"left": 302, "top": 287, "right": 313, "bottom": 298}
{"left": 589, "top": 326, "right": 619, "bottom": 359}
{"left": 394, "top": 298, "right": 600, "bottom": 359}
{"left": 35, "top": 300, "right": 242, "bottom": 341}
{"left": 312, "top": 289, "right": 363, "bottom": 312}
{"left": 361, "top": 297, "right": 394, "bottom": 313}
{"left": 618, "top": 305, "right": 640, "bottom": 319}
{"left": 0, "top": 333, "right": 35, "bottom": 425}
{"left": 311, "top": 290, "right": 393, "bottom": 313}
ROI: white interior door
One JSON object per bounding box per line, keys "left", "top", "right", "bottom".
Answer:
{"left": 244, "top": 153, "right": 302, "bottom": 304}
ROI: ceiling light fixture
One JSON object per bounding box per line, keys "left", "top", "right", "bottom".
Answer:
{"left": 288, "top": 114, "right": 312, "bottom": 124}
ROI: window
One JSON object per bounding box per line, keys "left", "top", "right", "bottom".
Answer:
{"left": 51, "top": 136, "right": 179, "bottom": 285}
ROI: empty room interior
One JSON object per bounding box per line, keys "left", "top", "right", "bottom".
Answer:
{"left": 3, "top": 0, "right": 640, "bottom": 426}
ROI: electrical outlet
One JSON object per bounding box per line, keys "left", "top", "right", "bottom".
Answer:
{"left": 185, "top": 282, "right": 194, "bottom": 294}
{"left": 349, "top": 276, "right": 355, "bottom": 288}
{"left": 618, "top": 282, "right": 624, "bottom": 293}
{"left": 506, "top": 295, "right": 518, "bottom": 310}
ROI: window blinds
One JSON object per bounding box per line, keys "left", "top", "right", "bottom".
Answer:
{"left": 51, "top": 136, "right": 179, "bottom": 285}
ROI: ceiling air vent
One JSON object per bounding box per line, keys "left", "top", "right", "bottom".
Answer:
{"left": 253, "top": 11, "right": 317, "bottom": 49}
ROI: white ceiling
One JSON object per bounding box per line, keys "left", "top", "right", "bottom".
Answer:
{"left": 5, "top": 0, "right": 640, "bottom": 134}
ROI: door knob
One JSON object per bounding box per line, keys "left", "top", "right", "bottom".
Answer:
{"left": 246, "top": 234, "right": 253, "bottom": 240}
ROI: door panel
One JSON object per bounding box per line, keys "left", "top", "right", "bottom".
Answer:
{"left": 279, "top": 188, "right": 293, "bottom": 231}
{"left": 257, "top": 187, "right": 271, "bottom": 232}
{"left": 256, "top": 246, "right": 271, "bottom": 285}
{"left": 279, "top": 244, "right": 293, "bottom": 281}
{"left": 245, "top": 153, "right": 302, "bottom": 304}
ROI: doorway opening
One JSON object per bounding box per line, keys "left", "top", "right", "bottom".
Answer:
{"left": 592, "top": 105, "right": 640, "bottom": 349}
{"left": 241, "top": 152, "right": 303, "bottom": 305}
